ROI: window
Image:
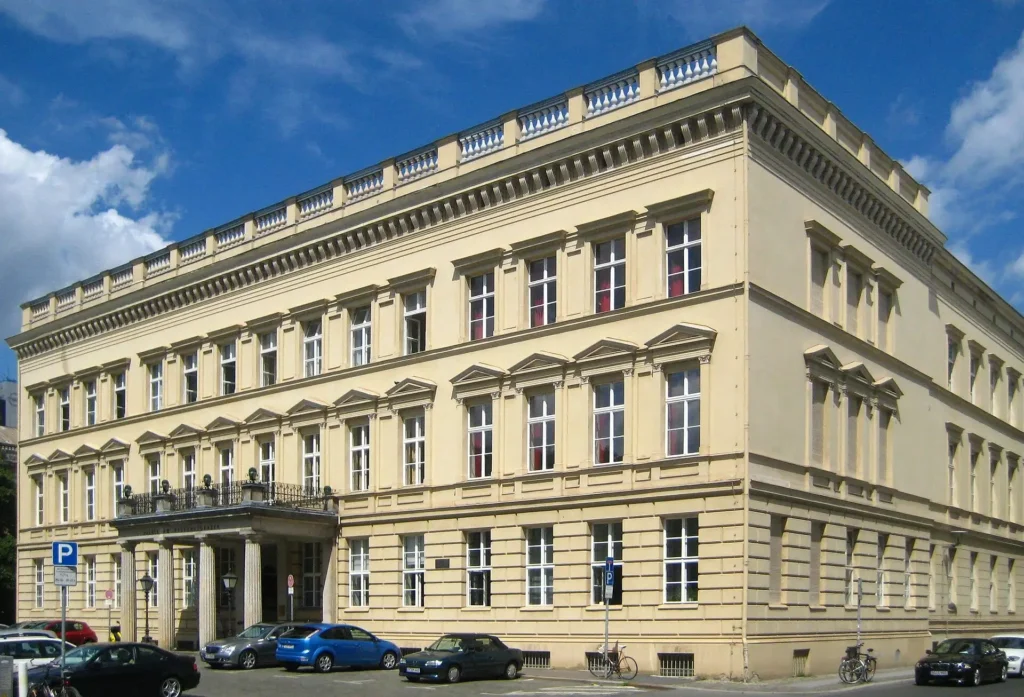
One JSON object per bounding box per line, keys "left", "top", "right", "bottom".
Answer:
{"left": 989, "top": 555, "right": 997, "bottom": 611}
{"left": 591, "top": 522, "right": 623, "bottom": 605}
{"left": 33, "top": 475, "right": 43, "bottom": 526}
{"left": 468, "top": 272, "right": 495, "bottom": 340}
{"left": 810, "top": 381, "right": 829, "bottom": 467}
{"left": 148, "top": 552, "right": 158, "bottom": 607}
{"left": 303, "top": 432, "right": 321, "bottom": 492}
{"left": 1009, "top": 456, "right": 1018, "bottom": 522}
{"left": 112, "top": 462, "right": 124, "bottom": 512}
{"left": 810, "top": 248, "right": 829, "bottom": 317}
{"left": 403, "top": 414, "right": 425, "bottom": 486}
{"left": 991, "top": 364, "right": 1001, "bottom": 415}
{"left": 59, "top": 387, "right": 70, "bottom": 431}
{"left": 350, "top": 307, "right": 372, "bottom": 366}
{"left": 666, "top": 218, "right": 701, "bottom": 297}
{"left": 34, "top": 560, "right": 44, "bottom": 608}
{"left": 350, "top": 422, "right": 370, "bottom": 492}
{"left": 1010, "top": 559, "right": 1017, "bottom": 613}
{"left": 183, "top": 550, "right": 196, "bottom": 608}
{"left": 467, "top": 531, "right": 491, "bottom": 607}
{"left": 594, "top": 381, "right": 624, "bottom": 465}
{"left": 84, "top": 381, "right": 97, "bottom": 426}
{"left": 112, "top": 555, "right": 121, "bottom": 608}
{"left": 847, "top": 396, "right": 861, "bottom": 476}
{"left": 845, "top": 528, "right": 858, "bottom": 606}
{"left": 666, "top": 368, "right": 700, "bottom": 456}
{"left": 878, "top": 290, "right": 893, "bottom": 350}
{"left": 146, "top": 454, "right": 161, "bottom": 495}
{"left": 878, "top": 409, "right": 892, "bottom": 483}
{"left": 85, "top": 469, "right": 95, "bottom": 522}
{"left": 594, "top": 238, "right": 625, "bottom": 313}
{"left": 970, "top": 551, "right": 979, "bottom": 611}
{"left": 148, "top": 363, "right": 163, "bottom": 412}
{"left": 904, "top": 538, "right": 915, "bottom": 607}
{"left": 220, "top": 342, "right": 236, "bottom": 395}
{"left": 303, "top": 320, "right": 323, "bottom": 377}
{"left": 113, "top": 372, "right": 126, "bottom": 419}
{"left": 259, "top": 440, "right": 275, "bottom": 485}
{"left": 847, "top": 270, "right": 862, "bottom": 335}
{"left": 467, "top": 402, "right": 493, "bottom": 479}
{"left": 948, "top": 440, "right": 958, "bottom": 507}
{"left": 665, "top": 518, "right": 698, "bottom": 603}
{"left": 527, "top": 392, "right": 555, "bottom": 472}
{"left": 402, "top": 535, "right": 425, "bottom": 607}
{"left": 302, "top": 543, "right": 322, "bottom": 608}
{"left": 182, "top": 450, "right": 196, "bottom": 491}
{"left": 769, "top": 516, "right": 785, "bottom": 605}
{"left": 876, "top": 533, "right": 888, "bottom": 607}
{"left": 809, "top": 522, "right": 824, "bottom": 606}
{"left": 58, "top": 473, "right": 69, "bottom": 524}
{"left": 947, "top": 547, "right": 957, "bottom": 606}
{"left": 929, "top": 544, "right": 937, "bottom": 610}
{"left": 970, "top": 353, "right": 980, "bottom": 404}
{"left": 182, "top": 353, "right": 198, "bottom": 404}
{"left": 85, "top": 556, "right": 96, "bottom": 608}
{"left": 404, "top": 291, "right": 427, "bottom": 355}
{"left": 218, "top": 548, "right": 236, "bottom": 607}
{"left": 526, "top": 527, "right": 554, "bottom": 606}
{"left": 34, "top": 393, "right": 44, "bottom": 436}
{"left": 349, "top": 539, "right": 369, "bottom": 607}
{"left": 991, "top": 451, "right": 1000, "bottom": 521}
{"left": 218, "top": 447, "right": 233, "bottom": 489}
{"left": 970, "top": 444, "right": 979, "bottom": 511}
{"left": 259, "top": 332, "right": 277, "bottom": 387}
{"left": 1011, "top": 376, "right": 1019, "bottom": 425}
{"left": 528, "top": 256, "right": 556, "bottom": 327}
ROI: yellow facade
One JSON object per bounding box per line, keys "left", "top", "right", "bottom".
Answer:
{"left": 9, "top": 28, "right": 1024, "bottom": 679}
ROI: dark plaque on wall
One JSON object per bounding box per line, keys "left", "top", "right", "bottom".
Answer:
{"left": 434, "top": 558, "right": 450, "bottom": 569}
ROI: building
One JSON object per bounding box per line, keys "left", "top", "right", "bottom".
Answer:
{"left": 0, "top": 380, "right": 16, "bottom": 429}
{"left": 8, "top": 27, "right": 1024, "bottom": 679}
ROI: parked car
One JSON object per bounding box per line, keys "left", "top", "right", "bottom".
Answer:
{"left": 200, "top": 622, "right": 299, "bottom": 670}
{"left": 915, "top": 638, "right": 1008, "bottom": 686}
{"left": 36, "top": 620, "right": 98, "bottom": 645}
{"left": 398, "top": 634, "right": 524, "bottom": 683}
{"left": 0, "top": 628, "right": 58, "bottom": 639}
{"left": 0, "top": 634, "right": 75, "bottom": 669}
{"left": 275, "top": 623, "right": 400, "bottom": 673}
{"left": 26, "top": 642, "right": 200, "bottom": 697}
{"left": 991, "top": 635, "right": 1024, "bottom": 677}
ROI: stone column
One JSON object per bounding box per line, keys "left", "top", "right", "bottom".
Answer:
{"left": 321, "top": 538, "right": 338, "bottom": 623}
{"left": 157, "top": 540, "right": 174, "bottom": 648}
{"left": 119, "top": 542, "right": 137, "bottom": 642}
{"left": 243, "top": 536, "right": 262, "bottom": 628}
{"left": 198, "top": 538, "right": 217, "bottom": 647}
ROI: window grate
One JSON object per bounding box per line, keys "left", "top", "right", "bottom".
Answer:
{"left": 658, "top": 652, "right": 695, "bottom": 678}
{"left": 522, "top": 651, "right": 550, "bottom": 669}
{"left": 585, "top": 651, "right": 619, "bottom": 672}
{"left": 792, "top": 648, "right": 810, "bottom": 677}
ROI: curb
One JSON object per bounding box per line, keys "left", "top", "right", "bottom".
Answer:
{"left": 529, "top": 669, "right": 912, "bottom": 693}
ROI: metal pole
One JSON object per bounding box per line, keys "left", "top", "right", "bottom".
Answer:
{"left": 856, "top": 578, "right": 862, "bottom": 646}
{"left": 603, "top": 583, "right": 610, "bottom": 666}
{"left": 60, "top": 587, "right": 67, "bottom": 676}
{"left": 144, "top": 591, "right": 150, "bottom": 643}
{"left": 289, "top": 593, "right": 293, "bottom": 622}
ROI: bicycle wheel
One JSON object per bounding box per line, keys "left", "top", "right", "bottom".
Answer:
{"left": 589, "top": 655, "right": 612, "bottom": 679}
{"left": 838, "top": 658, "right": 859, "bottom": 684}
{"left": 617, "top": 657, "right": 638, "bottom": 681}
{"left": 863, "top": 656, "right": 876, "bottom": 682}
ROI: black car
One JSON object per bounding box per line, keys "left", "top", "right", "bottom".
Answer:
{"left": 398, "top": 634, "right": 523, "bottom": 683}
{"left": 915, "top": 637, "right": 1009, "bottom": 686}
{"left": 26, "top": 642, "right": 201, "bottom": 697}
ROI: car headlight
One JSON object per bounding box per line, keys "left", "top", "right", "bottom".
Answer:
{"left": 221, "top": 645, "right": 236, "bottom": 655}
{"left": 956, "top": 662, "right": 968, "bottom": 670}
{"left": 1009, "top": 656, "right": 1021, "bottom": 662}
{"left": 915, "top": 662, "right": 925, "bottom": 668}
{"left": 424, "top": 660, "right": 443, "bottom": 667}
{"left": 399, "top": 659, "right": 406, "bottom": 665}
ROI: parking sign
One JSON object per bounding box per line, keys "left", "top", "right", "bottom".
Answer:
{"left": 52, "top": 541, "right": 78, "bottom": 567}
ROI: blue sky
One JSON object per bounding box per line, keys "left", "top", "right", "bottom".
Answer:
{"left": 2, "top": 0, "right": 1024, "bottom": 382}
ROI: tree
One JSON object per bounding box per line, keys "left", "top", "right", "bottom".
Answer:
{"left": 0, "top": 462, "right": 15, "bottom": 624}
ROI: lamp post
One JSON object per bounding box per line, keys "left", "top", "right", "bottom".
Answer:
{"left": 221, "top": 570, "right": 238, "bottom": 634}
{"left": 139, "top": 573, "right": 154, "bottom": 644}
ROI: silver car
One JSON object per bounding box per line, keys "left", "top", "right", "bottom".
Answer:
{"left": 201, "top": 623, "right": 299, "bottom": 670}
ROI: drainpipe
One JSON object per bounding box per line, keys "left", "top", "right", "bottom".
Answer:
{"left": 739, "top": 102, "right": 752, "bottom": 682}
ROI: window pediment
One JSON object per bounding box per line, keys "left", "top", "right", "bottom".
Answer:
{"left": 135, "top": 431, "right": 168, "bottom": 446}
{"left": 842, "top": 244, "right": 875, "bottom": 270}
{"left": 804, "top": 345, "right": 840, "bottom": 383}
{"left": 840, "top": 362, "right": 875, "bottom": 386}
{"left": 451, "top": 248, "right": 506, "bottom": 275}
{"left": 72, "top": 365, "right": 101, "bottom": 380}
{"left": 509, "top": 230, "right": 567, "bottom": 259}
{"left": 205, "top": 416, "right": 241, "bottom": 432}
{"left": 169, "top": 424, "right": 205, "bottom": 442}
{"left": 100, "top": 437, "right": 129, "bottom": 453}
{"left": 335, "top": 284, "right": 379, "bottom": 308}
{"left": 645, "top": 188, "right": 714, "bottom": 222}
{"left": 286, "top": 399, "right": 329, "bottom": 417}
{"left": 508, "top": 351, "right": 569, "bottom": 390}
{"left": 386, "top": 377, "right": 436, "bottom": 410}
{"left": 804, "top": 220, "right": 842, "bottom": 248}
{"left": 47, "top": 449, "right": 73, "bottom": 464}
{"left": 451, "top": 363, "right": 506, "bottom": 400}
{"left": 72, "top": 444, "right": 99, "bottom": 458}
{"left": 573, "top": 338, "right": 638, "bottom": 377}
{"left": 207, "top": 324, "right": 244, "bottom": 344}
{"left": 288, "top": 299, "right": 328, "bottom": 322}
{"left": 246, "top": 312, "right": 283, "bottom": 331}
{"left": 25, "top": 453, "right": 47, "bottom": 467}
{"left": 335, "top": 389, "right": 380, "bottom": 419}
{"left": 169, "top": 335, "right": 205, "bottom": 352}
{"left": 646, "top": 323, "right": 716, "bottom": 366}
{"left": 137, "top": 345, "right": 170, "bottom": 363}
{"left": 873, "top": 377, "right": 903, "bottom": 399}
{"left": 243, "top": 408, "right": 283, "bottom": 425}
{"left": 386, "top": 268, "right": 436, "bottom": 294}
{"left": 575, "top": 210, "right": 638, "bottom": 242}
{"left": 872, "top": 265, "right": 903, "bottom": 290}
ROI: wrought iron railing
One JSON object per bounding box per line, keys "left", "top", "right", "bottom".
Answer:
{"left": 117, "top": 481, "right": 331, "bottom": 518}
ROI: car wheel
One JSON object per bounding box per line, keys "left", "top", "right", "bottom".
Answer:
{"left": 160, "top": 676, "right": 182, "bottom": 697}
{"left": 971, "top": 667, "right": 981, "bottom": 686}
{"left": 447, "top": 664, "right": 462, "bottom": 683}
{"left": 504, "top": 661, "right": 519, "bottom": 680}
{"left": 315, "top": 653, "right": 334, "bottom": 673}
{"left": 239, "top": 650, "right": 257, "bottom": 670}
{"left": 380, "top": 651, "right": 398, "bottom": 670}
{"left": 283, "top": 663, "right": 299, "bottom": 672}
{"left": 999, "top": 665, "right": 1007, "bottom": 683}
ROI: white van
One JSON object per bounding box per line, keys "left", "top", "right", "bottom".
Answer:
{"left": 0, "top": 635, "right": 75, "bottom": 670}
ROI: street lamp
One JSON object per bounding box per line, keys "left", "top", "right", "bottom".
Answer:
{"left": 221, "top": 571, "right": 238, "bottom": 634}
{"left": 139, "top": 573, "right": 154, "bottom": 644}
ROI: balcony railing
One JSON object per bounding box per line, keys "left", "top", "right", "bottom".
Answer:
{"left": 116, "top": 481, "right": 332, "bottom": 518}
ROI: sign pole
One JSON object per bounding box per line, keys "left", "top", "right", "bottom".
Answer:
{"left": 287, "top": 574, "right": 295, "bottom": 622}
{"left": 856, "top": 578, "right": 863, "bottom": 647}
{"left": 603, "top": 556, "right": 614, "bottom": 674}
{"left": 60, "top": 586, "right": 67, "bottom": 677}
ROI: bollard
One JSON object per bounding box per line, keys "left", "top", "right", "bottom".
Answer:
{"left": 17, "top": 660, "right": 27, "bottom": 697}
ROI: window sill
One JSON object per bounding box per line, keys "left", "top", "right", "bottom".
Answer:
{"left": 585, "top": 605, "right": 624, "bottom": 612}
{"left": 343, "top": 607, "right": 370, "bottom": 613}
{"left": 657, "top": 603, "right": 699, "bottom": 610}
{"left": 809, "top": 605, "right": 826, "bottom": 613}
{"left": 520, "top": 606, "right": 555, "bottom": 612}
{"left": 398, "top": 607, "right": 426, "bottom": 613}
{"left": 875, "top": 606, "right": 890, "bottom": 612}
{"left": 460, "top": 607, "right": 492, "bottom": 612}
{"left": 767, "top": 603, "right": 788, "bottom": 610}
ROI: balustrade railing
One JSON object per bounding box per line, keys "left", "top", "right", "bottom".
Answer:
{"left": 518, "top": 98, "right": 569, "bottom": 141}
{"left": 179, "top": 238, "right": 207, "bottom": 263}
{"left": 345, "top": 170, "right": 384, "bottom": 202}
{"left": 255, "top": 206, "right": 287, "bottom": 235}
{"left": 657, "top": 44, "right": 717, "bottom": 92}
{"left": 82, "top": 280, "right": 104, "bottom": 299}
{"left": 145, "top": 253, "right": 171, "bottom": 276}
{"left": 117, "top": 481, "right": 331, "bottom": 518}
{"left": 215, "top": 224, "right": 245, "bottom": 248}
{"left": 585, "top": 70, "right": 639, "bottom": 118}
{"left": 459, "top": 122, "right": 504, "bottom": 162}
{"left": 30, "top": 302, "right": 49, "bottom": 318}
{"left": 111, "top": 268, "right": 133, "bottom": 289}
{"left": 55, "top": 291, "right": 76, "bottom": 311}
{"left": 298, "top": 188, "right": 334, "bottom": 217}
{"left": 396, "top": 149, "right": 439, "bottom": 183}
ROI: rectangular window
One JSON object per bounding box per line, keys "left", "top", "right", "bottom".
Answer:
{"left": 302, "top": 543, "right": 323, "bottom": 608}
{"left": 84, "top": 381, "right": 97, "bottom": 426}
{"left": 991, "top": 365, "right": 1001, "bottom": 416}
{"left": 350, "top": 307, "right": 372, "bottom": 366}
{"left": 947, "top": 547, "right": 957, "bottom": 606}
{"left": 594, "top": 238, "right": 625, "bottom": 313}
{"left": 666, "top": 368, "right": 700, "bottom": 456}
{"left": 878, "top": 409, "right": 891, "bottom": 483}
{"left": 810, "top": 248, "right": 828, "bottom": 317}
{"left": 528, "top": 256, "right": 556, "bottom": 327}
{"left": 148, "top": 552, "right": 158, "bottom": 607}
{"left": 876, "top": 533, "right": 888, "bottom": 607}
{"left": 303, "top": 319, "right": 323, "bottom": 377}
{"left": 259, "top": 440, "right": 275, "bottom": 485}
{"left": 467, "top": 531, "right": 491, "bottom": 607}
{"left": 220, "top": 343, "right": 236, "bottom": 395}
{"left": 403, "top": 414, "right": 425, "bottom": 486}
{"left": 847, "top": 270, "right": 862, "bottom": 335}
{"left": 970, "top": 354, "right": 980, "bottom": 404}
{"left": 349, "top": 539, "right": 369, "bottom": 607}
{"left": 148, "top": 363, "right": 163, "bottom": 412}
{"left": 1009, "top": 456, "right": 1018, "bottom": 522}
{"left": 991, "top": 452, "right": 1000, "bottom": 522}
{"left": 904, "top": 538, "right": 914, "bottom": 607}
{"left": 183, "top": 550, "right": 197, "bottom": 608}
{"left": 113, "top": 372, "right": 127, "bottom": 419}
{"left": 468, "top": 272, "right": 495, "bottom": 340}
{"left": 527, "top": 392, "right": 555, "bottom": 472}
{"left": 404, "top": 291, "right": 427, "bottom": 355}
{"left": 665, "top": 518, "right": 699, "bottom": 603}
{"left": 810, "top": 381, "right": 828, "bottom": 467}
{"left": 845, "top": 529, "right": 858, "bottom": 606}
{"left": 1010, "top": 559, "right": 1017, "bottom": 613}
{"left": 182, "top": 450, "right": 196, "bottom": 491}
{"left": 34, "top": 393, "right": 45, "bottom": 436}
{"left": 594, "top": 381, "right": 624, "bottom": 465}
{"left": 85, "top": 469, "right": 95, "bottom": 521}
{"left": 526, "top": 526, "right": 554, "bottom": 606}
{"left": 59, "top": 387, "right": 70, "bottom": 431}
{"left": 809, "top": 522, "right": 823, "bottom": 606}
{"left": 878, "top": 290, "right": 893, "bottom": 351}
{"left": 970, "top": 551, "right": 979, "bottom": 611}
{"left": 989, "top": 555, "right": 997, "bottom": 611}
{"left": 260, "top": 332, "right": 277, "bottom": 387}
{"left": 218, "top": 447, "right": 233, "bottom": 489}
{"left": 769, "top": 516, "right": 785, "bottom": 605}
{"left": 85, "top": 556, "right": 96, "bottom": 608}
{"left": 112, "top": 462, "right": 124, "bottom": 513}
{"left": 402, "top": 535, "right": 425, "bottom": 607}
{"left": 218, "top": 548, "right": 236, "bottom": 608}
{"left": 929, "top": 544, "right": 937, "bottom": 610}
{"left": 113, "top": 554, "right": 121, "bottom": 608}
{"left": 34, "top": 475, "right": 44, "bottom": 526}
{"left": 147, "top": 454, "right": 162, "bottom": 495}
{"left": 303, "top": 431, "right": 321, "bottom": 492}
{"left": 970, "top": 445, "right": 979, "bottom": 511}
{"left": 467, "top": 402, "right": 493, "bottom": 479}
{"left": 847, "top": 396, "right": 861, "bottom": 475}
{"left": 182, "top": 353, "right": 198, "bottom": 404}
{"left": 34, "top": 560, "right": 44, "bottom": 608}
{"left": 948, "top": 440, "right": 958, "bottom": 507}
{"left": 666, "top": 218, "right": 701, "bottom": 297}
{"left": 591, "top": 522, "right": 623, "bottom": 605}
{"left": 58, "top": 473, "right": 69, "bottom": 524}
{"left": 350, "top": 422, "right": 370, "bottom": 492}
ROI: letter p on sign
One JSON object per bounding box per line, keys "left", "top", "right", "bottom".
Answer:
{"left": 52, "top": 541, "right": 78, "bottom": 567}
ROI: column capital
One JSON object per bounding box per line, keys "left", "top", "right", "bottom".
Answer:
{"left": 119, "top": 540, "right": 137, "bottom": 552}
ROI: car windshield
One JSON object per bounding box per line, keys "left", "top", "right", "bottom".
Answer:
{"left": 63, "top": 645, "right": 105, "bottom": 666}
{"left": 992, "top": 637, "right": 1024, "bottom": 650}
{"left": 934, "top": 640, "right": 976, "bottom": 655}
{"left": 236, "top": 624, "right": 274, "bottom": 639}
{"left": 280, "top": 627, "right": 318, "bottom": 639}
{"left": 428, "top": 636, "right": 465, "bottom": 652}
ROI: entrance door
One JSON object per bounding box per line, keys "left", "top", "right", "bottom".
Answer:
{"left": 262, "top": 544, "right": 278, "bottom": 621}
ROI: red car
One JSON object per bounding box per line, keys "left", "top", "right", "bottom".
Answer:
{"left": 39, "top": 621, "right": 97, "bottom": 645}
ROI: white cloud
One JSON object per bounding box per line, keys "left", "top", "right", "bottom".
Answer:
{"left": 653, "top": 0, "right": 829, "bottom": 37}
{"left": 0, "top": 128, "right": 170, "bottom": 338}
{"left": 0, "top": 73, "right": 24, "bottom": 106}
{"left": 397, "top": 0, "right": 545, "bottom": 39}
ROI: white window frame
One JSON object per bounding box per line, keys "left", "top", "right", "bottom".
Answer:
{"left": 113, "top": 554, "right": 122, "bottom": 608}
{"left": 903, "top": 539, "right": 914, "bottom": 607}
{"left": 260, "top": 331, "right": 278, "bottom": 387}
{"left": 528, "top": 256, "right": 557, "bottom": 327}
{"left": 220, "top": 342, "right": 237, "bottom": 396}
{"left": 182, "top": 450, "right": 196, "bottom": 491}
{"left": 218, "top": 548, "right": 237, "bottom": 608}
{"left": 58, "top": 472, "right": 69, "bottom": 524}
{"left": 404, "top": 291, "right": 427, "bottom": 355}
{"left": 593, "top": 381, "right": 624, "bottom": 465}
{"left": 34, "top": 475, "right": 44, "bottom": 526}
{"left": 876, "top": 533, "right": 888, "bottom": 607}
{"left": 402, "top": 535, "right": 425, "bottom": 607}
{"left": 113, "top": 372, "right": 127, "bottom": 419}
{"left": 303, "top": 431, "right": 321, "bottom": 493}
{"left": 350, "top": 306, "right": 372, "bottom": 367}
{"left": 147, "top": 454, "right": 162, "bottom": 495}
{"left": 591, "top": 522, "right": 623, "bottom": 605}
{"left": 85, "top": 556, "right": 96, "bottom": 608}
{"left": 34, "top": 393, "right": 45, "bottom": 436}
{"left": 970, "top": 353, "right": 981, "bottom": 404}
{"left": 403, "top": 413, "right": 425, "bottom": 486}
{"left": 148, "top": 363, "right": 163, "bottom": 412}
{"left": 219, "top": 446, "right": 234, "bottom": 489}
{"left": 467, "top": 402, "right": 493, "bottom": 479}
{"left": 350, "top": 422, "right": 370, "bottom": 492}
{"left": 85, "top": 469, "right": 95, "bottom": 522}
{"left": 468, "top": 272, "right": 495, "bottom": 340}
{"left": 349, "top": 538, "right": 369, "bottom": 607}
{"left": 85, "top": 381, "right": 97, "bottom": 426}
{"left": 183, "top": 550, "right": 197, "bottom": 608}
{"left": 664, "top": 517, "right": 699, "bottom": 603}
{"left": 593, "top": 238, "right": 626, "bottom": 313}
{"left": 302, "top": 543, "right": 322, "bottom": 608}
{"left": 182, "top": 353, "right": 199, "bottom": 404}
{"left": 112, "top": 462, "right": 124, "bottom": 512}
{"left": 666, "top": 217, "right": 701, "bottom": 297}
{"left": 845, "top": 529, "right": 858, "bottom": 606}
{"left": 467, "top": 530, "right": 491, "bottom": 607}
{"left": 148, "top": 551, "right": 158, "bottom": 607}
{"left": 34, "top": 560, "right": 44, "bottom": 608}
{"left": 527, "top": 391, "right": 555, "bottom": 472}
{"left": 526, "top": 526, "right": 554, "bottom": 606}
{"left": 259, "top": 439, "right": 276, "bottom": 485}
{"left": 59, "top": 387, "right": 70, "bottom": 431}
{"left": 666, "top": 368, "right": 700, "bottom": 456}
{"left": 303, "top": 319, "right": 323, "bottom": 378}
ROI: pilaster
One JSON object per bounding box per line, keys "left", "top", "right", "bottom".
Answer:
{"left": 243, "top": 536, "right": 263, "bottom": 627}
{"left": 157, "top": 539, "right": 174, "bottom": 648}
{"left": 198, "top": 538, "right": 217, "bottom": 647}
{"left": 119, "top": 542, "right": 137, "bottom": 642}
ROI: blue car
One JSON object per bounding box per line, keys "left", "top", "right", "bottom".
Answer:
{"left": 275, "top": 623, "right": 400, "bottom": 673}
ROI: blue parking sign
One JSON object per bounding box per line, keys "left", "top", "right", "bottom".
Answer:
{"left": 52, "top": 541, "right": 78, "bottom": 567}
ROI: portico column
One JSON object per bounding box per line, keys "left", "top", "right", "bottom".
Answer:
{"left": 119, "top": 542, "right": 138, "bottom": 642}
{"left": 198, "top": 538, "right": 217, "bottom": 647}
{"left": 243, "top": 535, "right": 262, "bottom": 627}
{"left": 321, "top": 538, "right": 338, "bottom": 623}
{"left": 157, "top": 539, "right": 174, "bottom": 649}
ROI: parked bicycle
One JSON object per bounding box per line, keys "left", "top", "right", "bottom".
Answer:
{"left": 28, "top": 671, "right": 82, "bottom": 697}
{"left": 838, "top": 643, "right": 876, "bottom": 684}
{"left": 589, "top": 642, "right": 639, "bottom": 681}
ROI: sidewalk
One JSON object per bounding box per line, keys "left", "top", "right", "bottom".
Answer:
{"left": 533, "top": 666, "right": 911, "bottom": 692}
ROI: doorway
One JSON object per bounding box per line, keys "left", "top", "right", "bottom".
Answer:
{"left": 261, "top": 544, "right": 278, "bottom": 622}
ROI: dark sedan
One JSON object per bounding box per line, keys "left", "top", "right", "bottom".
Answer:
{"left": 398, "top": 634, "right": 523, "bottom": 683}
{"left": 26, "top": 642, "right": 201, "bottom": 697}
{"left": 201, "top": 622, "right": 298, "bottom": 669}
{"left": 915, "top": 638, "right": 1008, "bottom": 686}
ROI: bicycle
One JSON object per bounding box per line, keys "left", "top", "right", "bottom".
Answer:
{"left": 838, "top": 643, "right": 876, "bottom": 684}
{"left": 28, "top": 670, "right": 82, "bottom": 697}
{"left": 588, "top": 642, "right": 639, "bottom": 681}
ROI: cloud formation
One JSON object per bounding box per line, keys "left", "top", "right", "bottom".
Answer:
{"left": 397, "top": 0, "right": 545, "bottom": 39}
{"left": 654, "top": 0, "right": 829, "bottom": 38}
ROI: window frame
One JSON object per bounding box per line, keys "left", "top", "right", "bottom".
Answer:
{"left": 182, "top": 449, "right": 197, "bottom": 492}
{"left": 593, "top": 238, "right": 626, "bottom": 314}
{"left": 259, "top": 439, "right": 275, "bottom": 485}
{"left": 112, "top": 462, "right": 124, "bottom": 513}
{"left": 302, "top": 430, "right": 321, "bottom": 493}
{"left": 146, "top": 454, "right": 162, "bottom": 495}
{"left": 350, "top": 306, "right": 372, "bottom": 367}
{"left": 302, "top": 542, "right": 323, "bottom": 609}
{"left": 85, "top": 556, "right": 96, "bottom": 608}
{"left": 303, "top": 319, "right": 323, "bottom": 378}
{"left": 349, "top": 538, "right": 370, "bottom": 607}
{"left": 113, "top": 372, "right": 127, "bottom": 420}
{"left": 665, "top": 217, "right": 702, "bottom": 298}
{"left": 665, "top": 367, "right": 700, "bottom": 457}
{"left": 467, "top": 530, "right": 492, "bottom": 607}
{"left": 84, "top": 380, "right": 97, "bottom": 426}
{"left": 593, "top": 380, "right": 625, "bottom": 465}
{"left": 183, "top": 550, "right": 197, "bottom": 608}
{"left": 467, "top": 401, "right": 493, "bottom": 479}
{"left": 525, "top": 526, "right": 554, "bottom": 606}
{"left": 526, "top": 391, "right": 556, "bottom": 472}
{"left": 403, "top": 412, "right": 426, "bottom": 486}
{"left": 182, "top": 352, "right": 199, "bottom": 404}
{"left": 259, "top": 331, "right": 278, "bottom": 387}
{"left": 148, "top": 363, "right": 163, "bottom": 412}
{"left": 34, "top": 559, "right": 44, "bottom": 608}
{"left": 58, "top": 472, "right": 69, "bottom": 524}
{"left": 664, "top": 517, "right": 699, "bottom": 604}
{"left": 403, "top": 290, "right": 427, "bottom": 355}
{"left": 34, "top": 475, "right": 44, "bottom": 526}
{"left": 148, "top": 551, "right": 158, "bottom": 607}
{"left": 527, "top": 256, "right": 557, "bottom": 327}
{"left": 402, "top": 535, "right": 425, "bottom": 608}
{"left": 220, "top": 342, "right": 237, "bottom": 396}
{"left": 218, "top": 446, "right": 233, "bottom": 489}
{"left": 34, "top": 393, "right": 45, "bottom": 436}
{"left": 591, "top": 522, "right": 623, "bottom": 605}
{"left": 467, "top": 272, "right": 496, "bottom": 341}
{"left": 59, "top": 387, "right": 70, "bottom": 431}
{"left": 84, "top": 468, "right": 95, "bottom": 522}
{"left": 349, "top": 421, "right": 370, "bottom": 492}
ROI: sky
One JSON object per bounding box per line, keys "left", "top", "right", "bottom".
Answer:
{"left": 2, "top": 0, "right": 1024, "bottom": 381}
